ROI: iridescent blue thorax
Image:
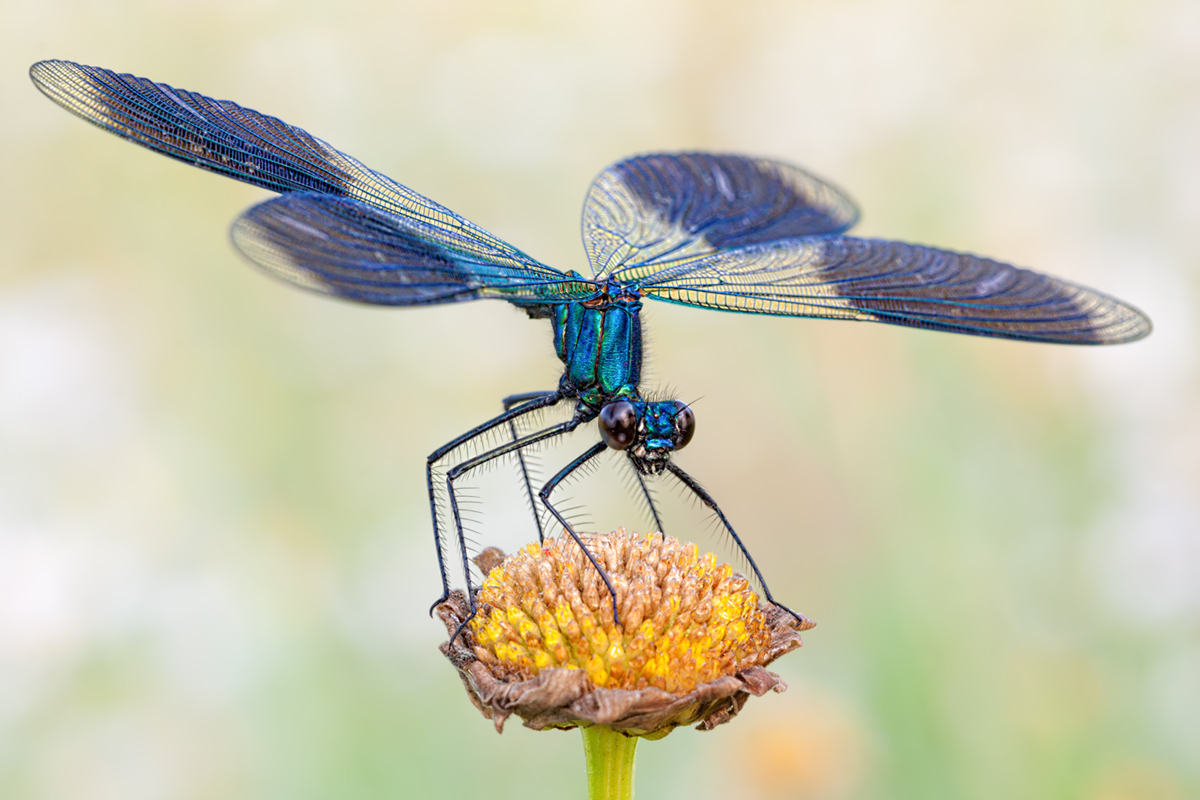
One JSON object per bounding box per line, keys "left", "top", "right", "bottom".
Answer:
{"left": 551, "top": 282, "right": 643, "bottom": 408}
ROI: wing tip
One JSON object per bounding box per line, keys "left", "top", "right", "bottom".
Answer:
{"left": 29, "top": 58, "right": 86, "bottom": 90}
{"left": 29, "top": 59, "right": 111, "bottom": 120}
{"left": 1071, "top": 282, "right": 1153, "bottom": 345}
{"left": 29, "top": 58, "right": 65, "bottom": 77}
{"left": 1095, "top": 306, "right": 1153, "bottom": 345}
{"left": 29, "top": 59, "right": 59, "bottom": 96}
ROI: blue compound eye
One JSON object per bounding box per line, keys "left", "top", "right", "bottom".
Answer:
{"left": 673, "top": 401, "right": 695, "bottom": 449}
{"left": 599, "top": 401, "right": 637, "bottom": 450}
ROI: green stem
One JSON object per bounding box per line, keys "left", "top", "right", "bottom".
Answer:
{"left": 581, "top": 725, "right": 638, "bottom": 800}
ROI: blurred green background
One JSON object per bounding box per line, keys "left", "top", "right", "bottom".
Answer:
{"left": 2, "top": 1, "right": 1197, "bottom": 798}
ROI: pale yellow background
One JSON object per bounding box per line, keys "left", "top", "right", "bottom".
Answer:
{"left": 2, "top": 2, "right": 1197, "bottom": 798}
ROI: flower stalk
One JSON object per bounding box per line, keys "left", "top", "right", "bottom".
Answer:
{"left": 581, "top": 725, "right": 637, "bottom": 800}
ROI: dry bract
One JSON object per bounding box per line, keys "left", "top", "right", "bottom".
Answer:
{"left": 437, "top": 529, "right": 813, "bottom": 738}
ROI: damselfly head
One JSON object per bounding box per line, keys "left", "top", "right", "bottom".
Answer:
{"left": 601, "top": 399, "right": 695, "bottom": 473}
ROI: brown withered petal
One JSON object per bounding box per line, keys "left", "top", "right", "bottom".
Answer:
{"left": 436, "top": 529, "right": 814, "bottom": 738}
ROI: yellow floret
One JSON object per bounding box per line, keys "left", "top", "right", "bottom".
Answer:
{"left": 468, "top": 529, "right": 773, "bottom": 692}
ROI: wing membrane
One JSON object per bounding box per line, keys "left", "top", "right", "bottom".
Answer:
{"left": 29, "top": 59, "right": 552, "bottom": 281}
{"left": 637, "top": 237, "right": 1151, "bottom": 344}
{"left": 233, "top": 194, "right": 598, "bottom": 306}
{"left": 582, "top": 153, "right": 859, "bottom": 278}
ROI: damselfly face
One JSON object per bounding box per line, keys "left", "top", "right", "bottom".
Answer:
{"left": 599, "top": 400, "right": 695, "bottom": 473}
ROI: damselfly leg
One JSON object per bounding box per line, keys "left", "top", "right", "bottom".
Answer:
{"left": 442, "top": 416, "right": 590, "bottom": 645}
{"left": 426, "top": 391, "right": 564, "bottom": 614}
{"left": 628, "top": 458, "right": 666, "bottom": 535}
{"left": 501, "top": 390, "right": 558, "bottom": 543}
{"left": 664, "top": 461, "right": 805, "bottom": 625}
{"left": 539, "top": 442, "right": 621, "bottom": 624}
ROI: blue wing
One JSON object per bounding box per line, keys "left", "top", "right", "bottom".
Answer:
{"left": 232, "top": 193, "right": 597, "bottom": 306}
{"left": 582, "top": 153, "right": 859, "bottom": 279}
{"left": 583, "top": 152, "right": 1149, "bottom": 344}
{"left": 631, "top": 237, "right": 1150, "bottom": 344}
{"left": 29, "top": 59, "right": 585, "bottom": 305}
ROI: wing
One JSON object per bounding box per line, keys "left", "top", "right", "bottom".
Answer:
{"left": 29, "top": 59, "right": 560, "bottom": 295}
{"left": 635, "top": 237, "right": 1151, "bottom": 344}
{"left": 232, "top": 193, "right": 597, "bottom": 306}
{"left": 581, "top": 153, "right": 859, "bottom": 279}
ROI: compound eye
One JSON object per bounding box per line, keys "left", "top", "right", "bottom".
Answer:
{"left": 599, "top": 401, "right": 637, "bottom": 450}
{"left": 673, "top": 401, "right": 695, "bottom": 449}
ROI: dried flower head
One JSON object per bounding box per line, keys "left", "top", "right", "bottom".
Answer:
{"left": 437, "top": 528, "right": 814, "bottom": 738}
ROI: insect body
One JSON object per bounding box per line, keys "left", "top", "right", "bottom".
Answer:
{"left": 31, "top": 60, "right": 1151, "bottom": 629}
{"left": 553, "top": 282, "right": 644, "bottom": 407}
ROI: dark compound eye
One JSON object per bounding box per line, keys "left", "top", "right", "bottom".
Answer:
{"left": 599, "top": 401, "right": 637, "bottom": 450}
{"left": 673, "top": 401, "right": 695, "bottom": 449}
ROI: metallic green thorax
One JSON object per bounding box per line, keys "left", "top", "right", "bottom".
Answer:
{"left": 552, "top": 293, "right": 643, "bottom": 408}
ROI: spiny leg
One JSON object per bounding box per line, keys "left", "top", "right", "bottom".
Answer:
{"left": 539, "top": 441, "right": 621, "bottom": 625}
{"left": 502, "top": 390, "right": 557, "bottom": 543}
{"left": 444, "top": 417, "right": 585, "bottom": 645}
{"left": 625, "top": 453, "right": 665, "bottom": 534}
{"left": 664, "top": 461, "right": 806, "bottom": 625}
{"left": 426, "top": 390, "right": 564, "bottom": 615}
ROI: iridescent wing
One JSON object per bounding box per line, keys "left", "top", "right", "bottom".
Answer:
{"left": 582, "top": 153, "right": 859, "bottom": 279}
{"left": 631, "top": 237, "right": 1150, "bottom": 344}
{"left": 30, "top": 59, "right": 588, "bottom": 305}
{"left": 231, "top": 193, "right": 596, "bottom": 305}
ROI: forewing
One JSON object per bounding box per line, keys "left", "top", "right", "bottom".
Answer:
{"left": 582, "top": 153, "right": 859, "bottom": 278}
{"left": 232, "top": 194, "right": 598, "bottom": 306}
{"left": 638, "top": 237, "right": 1150, "bottom": 344}
{"left": 30, "top": 59, "right": 543, "bottom": 272}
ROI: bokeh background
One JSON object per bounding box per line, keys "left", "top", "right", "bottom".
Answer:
{"left": 2, "top": 1, "right": 1198, "bottom": 798}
